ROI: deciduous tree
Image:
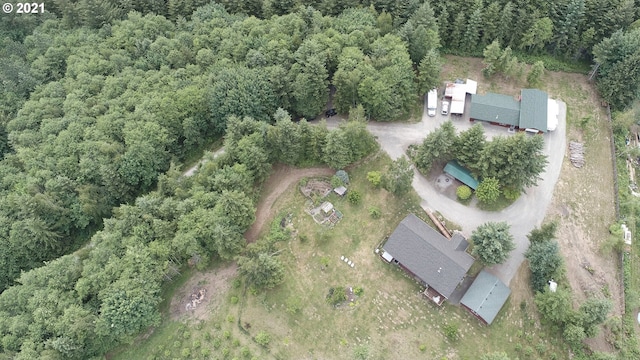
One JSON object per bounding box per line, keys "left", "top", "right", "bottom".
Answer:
{"left": 383, "top": 156, "right": 414, "bottom": 196}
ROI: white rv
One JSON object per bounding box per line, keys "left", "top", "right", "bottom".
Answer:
{"left": 427, "top": 89, "right": 438, "bottom": 117}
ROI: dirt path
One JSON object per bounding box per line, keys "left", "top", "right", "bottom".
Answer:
{"left": 244, "top": 164, "right": 334, "bottom": 243}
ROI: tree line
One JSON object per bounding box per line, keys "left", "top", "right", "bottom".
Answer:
{"left": 0, "top": 110, "right": 377, "bottom": 359}
{"left": 0, "top": 4, "right": 429, "bottom": 292}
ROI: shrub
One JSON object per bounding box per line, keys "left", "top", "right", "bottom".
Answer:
{"left": 230, "top": 296, "right": 239, "bottom": 305}
{"left": 503, "top": 187, "right": 521, "bottom": 201}
{"left": 456, "top": 185, "right": 472, "bottom": 200}
{"left": 476, "top": 177, "right": 500, "bottom": 204}
{"left": 443, "top": 323, "right": 459, "bottom": 341}
{"left": 368, "top": 206, "right": 381, "bottom": 218}
{"left": 367, "top": 171, "right": 382, "bottom": 187}
{"left": 241, "top": 346, "right": 251, "bottom": 358}
{"left": 181, "top": 348, "right": 191, "bottom": 358}
{"left": 353, "top": 286, "right": 364, "bottom": 296}
{"left": 326, "top": 287, "right": 347, "bottom": 306}
{"left": 232, "top": 278, "right": 242, "bottom": 289}
{"left": 255, "top": 331, "right": 271, "bottom": 347}
{"left": 286, "top": 295, "right": 302, "bottom": 314}
{"left": 348, "top": 190, "right": 362, "bottom": 205}
{"left": 331, "top": 175, "right": 343, "bottom": 188}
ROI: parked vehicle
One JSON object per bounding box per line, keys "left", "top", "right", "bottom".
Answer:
{"left": 427, "top": 89, "right": 438, "bottom": 117}
{"left": 441, "top": 101, "right": 449, "bottom": 115}
{"left": 325, "top": 108, "right": 337, "bottom": 117}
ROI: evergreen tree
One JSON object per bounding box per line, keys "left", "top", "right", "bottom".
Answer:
{"left": 454, "top": 123, "right": 485, "bottom": 172}
{"left": 461, "top": 3, "right": 483, "bottom": 55}
{"left": 481, "top": 2, "right": 501, "bottom": 47}
{"left": 417, "top": 49, "right": 442, "bottom": 95}
{"left": 527, "top": 61, "right": 546, "bottom": 87}
{"left": 470, "top": 222, "right": 516, "bottom": 266}
{"left": 414, "top": 121, "right": 457, "bottom": 171}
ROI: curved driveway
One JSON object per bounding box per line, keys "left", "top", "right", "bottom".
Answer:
{"left": 328, "top": 99, "right": 566, "bottom": 285}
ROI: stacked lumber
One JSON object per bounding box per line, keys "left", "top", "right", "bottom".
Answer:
{"left": 569, "top": 141, "right": 585, "bottom": 168}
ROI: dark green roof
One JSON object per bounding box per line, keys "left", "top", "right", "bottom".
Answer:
{"left": 519, "top": 89, "right": 548, "bottom": 132}
{"left": 444, "top": 160, "right": 479, "bottom": 190}
{"left": 460, "top": 270, "right": 511, "bottom": 325}
{"left": 470, "top": 93, "right": 521, "bottom": 126}
{"left": 382, "top": 214, "right": 474, "bottom": 299}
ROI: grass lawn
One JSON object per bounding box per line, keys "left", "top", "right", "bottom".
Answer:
{"left": 113, "top": 150, "right": 569, "bottom": 360}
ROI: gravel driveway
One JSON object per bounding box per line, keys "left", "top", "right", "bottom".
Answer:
{"left": 326, "top": 98, "right": 567, "bottom": 285}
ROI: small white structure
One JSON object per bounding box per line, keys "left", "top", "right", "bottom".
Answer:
{"left": 380, "top": 251, "right": 394, "bottom": 263}
{"left": 548, "top": 280, "right": 558, "bottom": 293}
{"left": 445, "top": 79, "right": 477, "bottom": 115}
{"left": 320, "top": 201, "right": 334, "bottom": 215}
{"left": 547, "top": 99, "right": 559, "bottom": 131}
{"left": 334, "top": 186, "right": 347, "bottom": 197}
{"left": 622, "top": 224, "right": 632, "bottom": 245}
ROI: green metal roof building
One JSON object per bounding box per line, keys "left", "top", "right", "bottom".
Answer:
{"left": 460, "top": 270, "right": 511, "bottom": 325}
{"left": 470, "top": 90, "right": 550, "bottom": 133}
{"left": 469, "top": 93, "right": 521, "bottom": 126}
{"left": 444, "top": 161, "right": 479, "bottom": 190}
{"left": 519, "top": 89, "right": 548, "bottom": 133}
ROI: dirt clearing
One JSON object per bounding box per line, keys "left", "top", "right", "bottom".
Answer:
{"left": 169, "top": 263, "right": 237, "bottom": 321}
{"left": 244, "top": 164, "right": 334, "bottom": 243}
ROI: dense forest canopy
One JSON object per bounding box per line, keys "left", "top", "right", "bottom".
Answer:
{"left": 0, "top": 0, "right": 638, "bottom": 358}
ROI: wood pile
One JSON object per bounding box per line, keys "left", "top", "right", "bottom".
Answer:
{"left": 569, "top": 141, "right": 585, "bottom": 168}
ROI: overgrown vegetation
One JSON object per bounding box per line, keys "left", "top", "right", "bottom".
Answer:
{"left": 0, "top": 113, "right": 376, "bottom": 358}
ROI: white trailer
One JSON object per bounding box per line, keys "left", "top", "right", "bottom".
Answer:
{"left": 427, "top": 89, "right": 438, "bottom": 116}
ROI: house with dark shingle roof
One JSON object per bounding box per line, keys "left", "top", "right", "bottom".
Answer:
{"left": 460, "top": 270, "right": 511, "bottom": 325}
{"left": 381, "top": 214, "right": 475, "bottom": 305}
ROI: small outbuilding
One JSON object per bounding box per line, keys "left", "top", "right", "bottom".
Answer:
{"left": 320, "top": 201, "right": 334, "bottom": 215}
{"left": 334, "top": 186, "right": 347, "bottom": 197}
{"left": 460, "top": 270, "right": 511, "bottom": 325}
{"left": 444, "top": 161, "right": 479, "bottom": 190}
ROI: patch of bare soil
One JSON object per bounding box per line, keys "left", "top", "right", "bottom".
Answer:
{"left": 169, "top": 263, "right": 238, "bottom": 321}
{"left": 244, "top": 164, "right": 334, "bottom": 243}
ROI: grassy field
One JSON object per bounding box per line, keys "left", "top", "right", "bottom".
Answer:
{"left": 113, "top": 151, "right": 569, "bottom": 360}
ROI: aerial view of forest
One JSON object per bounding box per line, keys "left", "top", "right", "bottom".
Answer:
{"left": 0, "top": 0, "right": 639, "bottom": 359}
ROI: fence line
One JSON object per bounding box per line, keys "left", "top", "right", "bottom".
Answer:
{"left": 605, "top": 105, "right": 626, "bottom": 316}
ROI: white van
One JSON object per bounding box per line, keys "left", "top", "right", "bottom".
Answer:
{"left": 427, "top": 89, "right": 437, "bottom": 117}
{"left": 441, "top": 101, "right": 449, "bottom": 116}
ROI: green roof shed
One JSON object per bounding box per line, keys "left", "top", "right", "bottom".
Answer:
{"left": 460, "top": 270, "right": 511, "bottom": 325}
{"left": 444, "top": 161, "right": 479, "bottom": 190}
{"left": 519, "top": 89, "right": 548, "bottom": 132}
{"left": 470, "top": 93, "right": 521, "bottom": 126}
